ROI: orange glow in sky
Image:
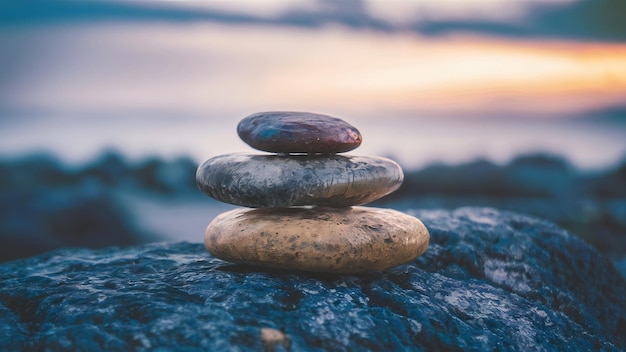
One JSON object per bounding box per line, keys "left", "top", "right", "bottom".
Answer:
{"left": 263, "top": 31, "right": 626, "bottom": 116}
{"left": 1, "top": 21, "right": 625, "bottom": 119}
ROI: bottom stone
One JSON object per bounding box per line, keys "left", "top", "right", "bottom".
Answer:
{"left": 204, "top": 206, "right": 429, "bottom": 273}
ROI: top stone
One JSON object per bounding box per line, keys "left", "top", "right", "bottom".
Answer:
{"left": 237, "top": 111, "right": 362, "bottom": 154}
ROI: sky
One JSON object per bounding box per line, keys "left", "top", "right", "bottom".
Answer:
{"left": 0, "top": 0, "right": 625, "bottom": 169}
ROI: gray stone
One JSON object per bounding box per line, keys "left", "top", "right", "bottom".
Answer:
{"left": 237, "top": 111, "right": 362, "bottom": 153}
{"left": 196, "top": 153, "right": 403, "bottom": 207}
{"left": 204, "top": 206, "right": 429, "bottom": 273}
{"left": 1, "top": 208, "right": 624, "bottom": 351}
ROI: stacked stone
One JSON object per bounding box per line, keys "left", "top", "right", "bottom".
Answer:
{"left": 196, "top": 112, "right": 429, "bottom": 273}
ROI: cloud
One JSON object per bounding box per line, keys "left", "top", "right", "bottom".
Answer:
{"left": 0, "top": 0, "right": 393, "bottom": 31}
{"left": 276, "top": 0, "right": 394, "bottom": 32}
{"left": 413, "top": 0, "right": 626, "bottom": 42}
{"left": 0, "top": 0, "right": 624, "bottom": 42}
{"left": 0, "top": 1, "right": 270, "bottom": 27}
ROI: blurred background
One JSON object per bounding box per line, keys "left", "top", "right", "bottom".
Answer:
{"left": 1, "top": 0, "right": 625, "bottom": 274}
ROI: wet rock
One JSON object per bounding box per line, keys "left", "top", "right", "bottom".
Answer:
{"left": 1, "top": 208, "right": 624, "bottom": 351}
{"left": 205, "top": 206, "right": 429, "bottom": 273}
{"left": 196, "top": 153, "right": 403, "bottom": 207}
{"left": 237, "top": 111, "right": 362, "bottom": 154}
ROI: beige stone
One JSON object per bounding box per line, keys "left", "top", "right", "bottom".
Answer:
{"left": 260, "top": 328, "right": 291, "bottom": 351}
{"left": 204, "top": 206, "right": 429, "bottom": 273}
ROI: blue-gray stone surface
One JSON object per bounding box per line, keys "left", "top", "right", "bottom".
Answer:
{"left": 1, "top": 208, "right": 624, "bottom": 351}
{"left": 196, "top": 153, "right": 403, "bottom": 207}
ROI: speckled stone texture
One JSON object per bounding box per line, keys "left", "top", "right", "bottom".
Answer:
{"left": 1, "top": 208, "right": 624, "bottom": 351}
{"left": 237, "top": 111, "right": 362, "bottom": 154}
{"left": 196, "top": 153, "right": 403, "bottom": 208}
{"left": 204, "top": 206, "right": 429, "bottom": 273}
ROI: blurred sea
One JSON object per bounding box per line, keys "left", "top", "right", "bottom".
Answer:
{"left": 1, "top": 112, "right": 625, "bottom": 172}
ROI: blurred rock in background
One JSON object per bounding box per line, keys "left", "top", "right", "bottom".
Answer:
{"left": 1, "top": 151, "right": 625, "bottom": 279}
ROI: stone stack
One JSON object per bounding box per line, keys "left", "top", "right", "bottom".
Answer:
{"left": 196, "top": 112, "right": 429, "bottom": 273}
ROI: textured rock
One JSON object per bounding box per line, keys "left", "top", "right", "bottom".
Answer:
{"left": 196, "top": 153, "right": 403, "bottom": 207}
{"left": 237, "top": 111, "right": 362, "bottom": 154}
{"left": 205, "top": 206, "right": 429, "bottom": 273}
{"left": 1, "top": 208, "right": 625, "bottom": 351}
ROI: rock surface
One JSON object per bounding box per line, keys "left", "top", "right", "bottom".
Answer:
{"left": 205, "top": 206, "right": 429, "bottom": 273}
{"left": 196, "top": 153, "right": 403, "bottom": 207}
{"left": 237, "top": 111, "right": 362, "bottom": 154}
{"left": 1, "top": 208, "right": 624, "bottom": 351}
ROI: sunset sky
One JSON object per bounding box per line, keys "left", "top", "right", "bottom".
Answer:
{"left": 0, "top": 0, "right": 625, "bottom": 168}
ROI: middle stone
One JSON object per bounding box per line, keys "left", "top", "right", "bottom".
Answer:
{"left": 196, "top": 153, "right": 403, "bottom": 208}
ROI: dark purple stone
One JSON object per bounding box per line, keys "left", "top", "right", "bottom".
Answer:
{"left": 237, "top": 111, "right": 362, "bottom": 154}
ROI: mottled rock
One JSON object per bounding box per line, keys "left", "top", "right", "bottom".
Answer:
{"left": 237, "top": 111, "right": 362, "bottom": 154}
{"left": 205, "top": 206, "right": 429, "bottom": 273}
{"left": 1, "top": 208, "right": 624, "bottom": 351}
{"left": 196, "top": 153, "right": 403, "bottom": 207}
{"left": 260, "top": 327, "right": 291, "bottom": 351}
